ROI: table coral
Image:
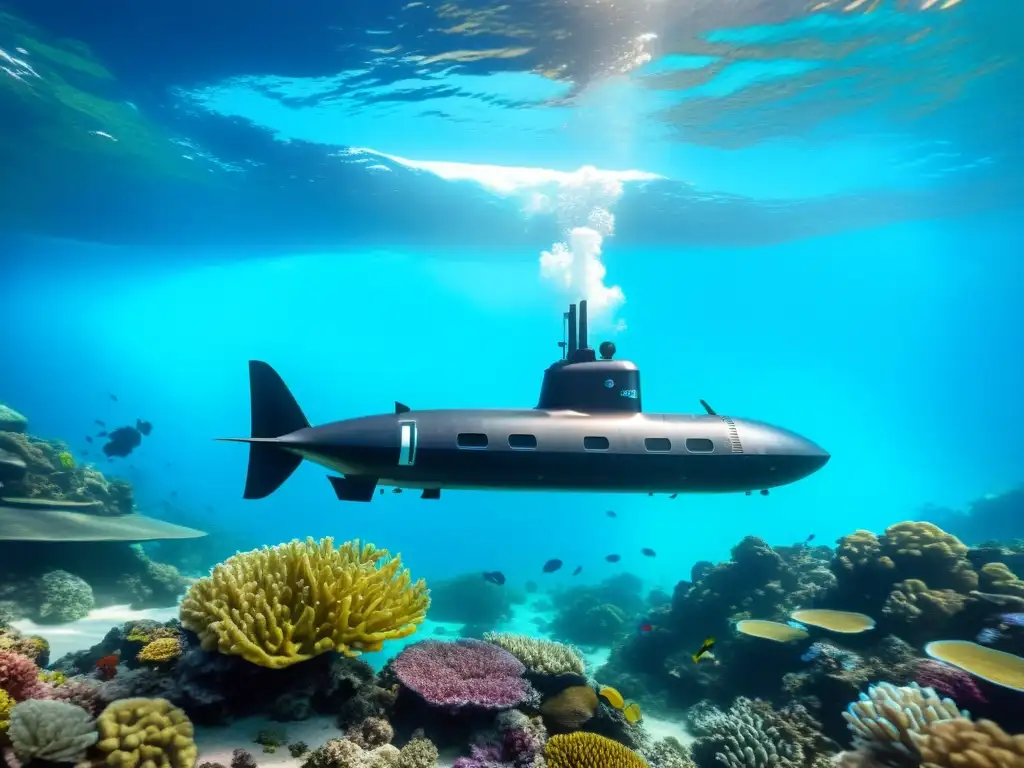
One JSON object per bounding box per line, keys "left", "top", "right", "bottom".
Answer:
{"left": 180, "top": 537, "right": 429, "bottom": 669}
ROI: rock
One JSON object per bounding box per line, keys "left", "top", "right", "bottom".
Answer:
{"left": 0, "top": 404, "right": 27, "bottom": 433}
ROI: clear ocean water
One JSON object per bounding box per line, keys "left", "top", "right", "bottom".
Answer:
{"left": 1, "top": 0, "right": 1023, "bottom": 719}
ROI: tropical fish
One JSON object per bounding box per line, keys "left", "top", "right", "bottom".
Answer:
{"left": 572, "top": 566, "right": 582, "bottom": 576}
{"left": 109, "top": 393, "right": 118, "bottom": 401}
{"left": 606, "top": 510, "right": 617, "bottom": 518}
{"left": 805, "top": 534, "right": 816, "bottom": 543}
{"left": 483, "top": 571, "right": 506, "bottom": 586}
{"left": 85, "top": 436, "right": 93, "bottom": 443}
{"left": 102, "top": 426, "right": 142, "bottom": 458}
{"left": 543, "top": 559, "right": 563, "bottom": 573}
{"left": 94, "top": 420, "right": 105, "bottom": 427}
{"left": 638, "top": 621, "right": 654, "bottom": 634}
{"left": 598, "top": 686, "right": 625, "bottom": 709}
{"left": 392, "top": 488, "right": 403, "bottom": 494}
{"left": 641, "top": 548, "right": 656, "bottom": 557}
{"left": 606, "top": 554, "right": 621, "bottom": 563}
{"left": 97, "top": 431, "right": 107, "bottom": 437}
{"left": 623, "top": 702, "right": 642, "bottom": 724}
{"left": 692, "top": 637, "right": 715, "bottom": 663}
{"left": 668, "top": 493, "right": 678, "bottom": 499}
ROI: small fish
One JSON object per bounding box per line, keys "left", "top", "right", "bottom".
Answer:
{"left": 136, "top": 419, "right": 152, "bottom": 437}
{"left": 572, "top": 566, "right": 582, "bottom": 576}
{"left": 109, "top": 393, "right": 118, "bottom": 401}
{"left": 641, "top": 548, "right": 656, "bottom": 557}
{"left": 606, "top": 510, "right": 617, "bottom": 518}
{"left": 976, "top": 628, "right": 1002, "bottom": 645}
{"left": 392, "top": 488, "right": 403, "bottom": 494}
{"left": 623, "top": 702, "right": 642, "bottom": 724}
{"left": 605, "top": 554, "right": 621, "bottom": 563}
{"left": 543, "top": 559, "right": 563, "bottom": 573}
{"left": 97, "top": 431, "right": 107, "bottom": 437}
{"left": 598, "top": 686, "right": 625, "bottom": 709}
{"left": 94, "top": 419, "right": 105, "bottom": 427}
{"left": 638, "top": 621, "right": 654, "bottom": 633}
{"left": 648, "top": 492, "right": 654, "bottom": 497}
{"left": 805, "top": 534, "right": 816, "bottom": 543}
{"left": 379, "top": 489, "right": 384, "bottom": 496}
{"left": 668, "top": 493, "right": 678, "bottom": 499}
{"left": 692, "top": 637, "right": 715, "bottom": 663}
{"left": 85, "top": 436, "right": 93, "bottom": 443}
{"left": 483, "top": 571, "right": 506, "bottom": 586}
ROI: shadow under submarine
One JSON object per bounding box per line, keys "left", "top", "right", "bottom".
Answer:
{"left": 219, "top": 300, "right": 830, "bottom": 502}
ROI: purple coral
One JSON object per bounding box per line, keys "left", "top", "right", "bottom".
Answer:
{"left": 915, "top": 660, "right": 987, "bottom": 705}
{"left": 392, "top": 639, "right": 535, "bottom": 710}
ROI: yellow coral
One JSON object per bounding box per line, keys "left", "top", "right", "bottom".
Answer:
{"left": 883, "top": 580, "right": 967, "bottom": 624}
{"left": 835, "top": 530, "right": 885, "bottom": 572}
{"left": 910, "top": 719, "right": 1024, "bottom": 768}
{"left": 883, "top": 522, "right": 978, "bottom": 591}
{"left": 980, "top": 563, "right": 1024, "bottom": 599}
{"left": 88, "top": 697, "right": 197, "bottom": 768}
{"left": 1, "top": 688, "right": 13, "bottom": 739}
{"left": 539, "top": 686, "right": 599, "bottom": 731}
{"left": 126, "top": 626, "right": 179, "bottom": 644}
{"left": 180, "top": 537, "right": 430, "bottom": 669}
{"left": 137, "top": 637, "right": 182, "bottom": 664}
{"left": 545, "top": 732, "right": 648, "bottom": 768}
{"left": 38, "top": 670, "right": 66, "bottom": 685}
{"left": 925, "top": 641, "right": 1024, "bottom": 692}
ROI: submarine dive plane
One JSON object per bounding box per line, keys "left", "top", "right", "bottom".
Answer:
{"left": 218, "top": 300, "right": 830, "bottom": 502}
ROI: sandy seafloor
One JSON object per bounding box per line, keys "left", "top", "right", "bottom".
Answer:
{"left": 12, "top": 595, "right": 693, "bottom": 763}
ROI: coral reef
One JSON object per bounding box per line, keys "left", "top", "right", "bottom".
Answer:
{"left": 428, "top": 574, "right": 511, "bottom": 629}
{"left": 180, "top": 537, "right": 430, "bottom": 668}
{"left": 8, "top": 699, "right": 98, "bottom": 763}
{"left": 910, "top": 718, "right": 1024, "bottom": 767}
{"left": 545, "top": 732, "right": 648, "bottom": 768}
{"left": 86, "top": 697, "right": 198, "bottom": 768}
{"left": 482, "top": 634, "right": 586, "bottom": 678}
{"left": 391, "top": 639, "right": 536, "bottom": 710}
{"left": 549, "top": 574, "right": 647, "bottom": 646}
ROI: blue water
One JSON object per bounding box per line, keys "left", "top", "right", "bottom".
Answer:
{"left": 2, "top": 0, "right": 1023, "bottom": 598}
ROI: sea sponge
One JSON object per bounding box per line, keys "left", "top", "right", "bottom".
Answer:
{"left": 925, "top": 640, "right": 1024, "bottom": 692}
{"left": 910, "top": 719, "right": 1024, "bottom": 768}
{"left": 539, "top": 686, "right": 599, "bottom": 731}
{"left": 979, "top": 563, "right": 1024, "bottom": 598}
{"left": 545, "top": 732, "right": 648, "bottom": 768}
{"left": 8, "top": 699, "right": 97, "bottom": 763}
{"left": 843, "top": 682, "right": 968, "bottom": 760}
{"left": 482, "top": 632, "right": 586, "bottom": 676}
{"left": 88, "top": 697, "right": 198, "bottom": 768}
{"left": 137, "top": 638, "right": 183, "bottom": 664}
{"left": 180, "top": 537, "right": 429, "bottom": 669}
{"left": 882, "top": 580, "right": 967, "bottom": 625}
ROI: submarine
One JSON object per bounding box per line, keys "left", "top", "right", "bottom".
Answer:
{"left": 219, "top": 300, "right": 830, "bottom": 502}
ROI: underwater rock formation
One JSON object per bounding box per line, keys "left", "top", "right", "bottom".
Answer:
{"left": 549, "top": 574, "right": 647, "bottom": 647}
{"left": 427, "top": 573, "right": 511, "bottom": 629}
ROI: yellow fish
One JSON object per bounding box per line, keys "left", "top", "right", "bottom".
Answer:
{"left": 598, "top": 685, "right": 625, "bottom": 710}
{"left": 623, "top": 702, "right": 642, "bottom": 724}
{"left": 692, "top": 636, "right": 715, "bottom": 664}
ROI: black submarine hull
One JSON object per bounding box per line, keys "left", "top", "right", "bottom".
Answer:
{"left": 218, "top": 360, "right": 829, "bottom": 502}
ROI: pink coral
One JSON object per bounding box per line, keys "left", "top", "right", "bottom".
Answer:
{"left": 915, "top": 659, "right": 987, "bottom": 705}
{"left": 0, "top": 650, "right": 49, "bottom": 701}
{"left": 392, "top": 639, "right": 536, "bottom": 710}
{"left": 51, "top": 677, "right": 103, "bottom": 715}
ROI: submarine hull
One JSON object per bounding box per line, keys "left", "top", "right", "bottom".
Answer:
{"left": 279, "top": 408, "right": 829, "bottom": 499}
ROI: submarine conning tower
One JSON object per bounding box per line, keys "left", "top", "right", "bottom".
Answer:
{"left": 536, "top": 300, "right": 642, "bottom": 414}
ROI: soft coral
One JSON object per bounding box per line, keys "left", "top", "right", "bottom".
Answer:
{"left": 0, "top": 650, "right": 50, "bottom": 701}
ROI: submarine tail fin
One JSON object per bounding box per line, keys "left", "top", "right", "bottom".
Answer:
{"left": 216, "top": 361, "right": 310, "bottom": 499}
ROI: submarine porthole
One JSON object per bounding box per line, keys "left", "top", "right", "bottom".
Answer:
{"left": 508, "top": 433, "right": 538, "bottom": 450}
{"left": 456, "top": 432, "right": 489, "bottom": 449}
{"left": 644, "top": 437, "right": 672, "bottom": 453}
{"left": 583, "top": 435, "right": 610, "bottom": 451}
{"left": 685, "top": 438, "right": 715, "bottom": 453}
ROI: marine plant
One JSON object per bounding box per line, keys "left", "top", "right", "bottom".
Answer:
{"left": 179, "top": 537, "right": 430, "bottom": 669}
{"left": 391, "top": 638, "right": 537, "bottom": 710}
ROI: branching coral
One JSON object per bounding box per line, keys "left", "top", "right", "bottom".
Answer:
{"left": 0, "top": 651, "right": 48, "bottom": 702}
{"left": 137, "top": 638, "right": 183, "bottom": 664}
{"left": 689, "top": 698, "right": 805, "bottom": 768}
{"left": 482, "top": 633, "right": 586, "bottom": 677}
{"left": 87, "top": 697, "right": 198, "bottom": 768}
{"left": 909, "top": 719, "right": 1024, "bottom": 768}
{"left": 180, "top": 537, "right": 429, "bottom": 669}
{"left": 392, "top": 639, "right": 536, "bottom": 710}
{"left": 545, "top": 732, "right": 648, "bottom": 768}
{"left": 8, "top": 699, "right": 97, "bottom": 763}
{"left": 843, "top": 682, "right": 968, "bottom": 761}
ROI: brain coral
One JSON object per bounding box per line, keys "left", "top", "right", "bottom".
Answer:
{"left": 88, "top": 697, "right": 197, "bottom": 768}
{"left": 180, "top": 537, "right": 429, "bottom": 669}
{"left": 545, "top": 732, "right": 648, "bottom": 768}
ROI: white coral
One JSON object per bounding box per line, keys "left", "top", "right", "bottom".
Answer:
{"left": 9, "top": 699, "right": 98, "bottom": 763}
